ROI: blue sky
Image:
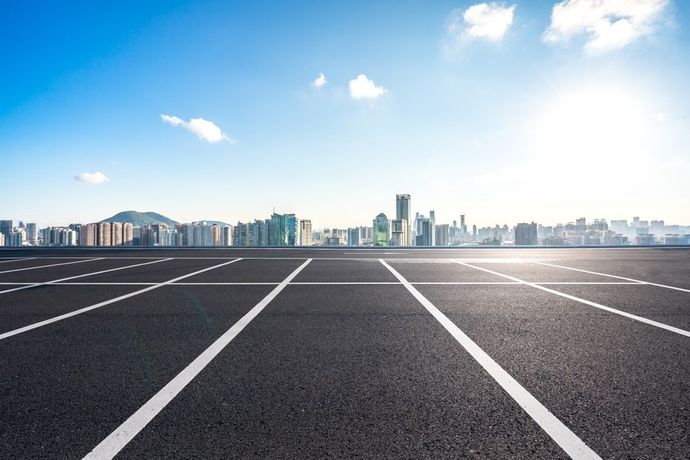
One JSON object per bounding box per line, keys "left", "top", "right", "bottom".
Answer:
{"left": 1, "top": 0, "right": 688, "bottom": 228}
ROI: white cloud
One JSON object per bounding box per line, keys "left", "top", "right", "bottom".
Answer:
{"left": 543, "top": 0, "right": 670, "bottom": 53}
{"left": 348, "top": 74, "right": 387, "bottom": 100}
{"left": 313, "top": 72, "right": 327, "bottom": 88}
{"left": 160, "top": 114, "right": 234, "bottom": 143}
{"left": 448, "top": 3, "right": 516, "bottom": 43}
{"left": 74, "top": 172, "right": 110, "bottom": 184}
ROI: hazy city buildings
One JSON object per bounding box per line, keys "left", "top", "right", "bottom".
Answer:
{"left": 2, "top": 196, "right": 690, "bottom": 248}
{"left": 395, "top": 194, "right": 411, "bottom": 246}
{"left": 373, "top": 213, "right": 390, "bottom": 246}
{"left": 515, "top": 222, "right": 538, "bottom": 246}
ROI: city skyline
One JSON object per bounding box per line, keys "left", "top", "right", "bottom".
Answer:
{"left": 3, "top": 190, "right": 689, "bottom": 247}
{"left": 2, "top": 0, "right": 690, "bottom": 227}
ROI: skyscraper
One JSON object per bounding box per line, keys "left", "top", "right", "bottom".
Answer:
{"left": 391, "top": 219, "right": 408, "bottom": 246}
{"left": 395, "top": 194, "right": 411, "bottom": 246}
{"left": 26, "top": 223, "right": 38, "bottom": 245}
{"left": 299, "top": 220, "right": 312, "bottom": 246}
{"left": 0, "top": 220, "right": 12, "bottom": 245}
{"left": 435, "top": 224, "right": 449, "bottom": 246}
{"left": 515, "top": 222, "right": 538, "bottom": 245}
{"left": 373, "top": 213, "right": 390, "bottom": 246}
{"left": 415, "top": 217, "right": 432, "bottom": 246}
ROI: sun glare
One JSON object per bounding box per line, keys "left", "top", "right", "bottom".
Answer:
{"left": 533, "top": 85, "right": 649, "bottom": 164}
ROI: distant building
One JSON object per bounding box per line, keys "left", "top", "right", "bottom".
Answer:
{"left": 0, "top": 220, "right": 12, "bottom": 245}
{"left": 299, "top": 220, "right": 312, "bottom": 246}
{"left": 373, "top": 213, "right": 390, "bottom": 246}
{"left": 395, "top": 194, "right": 411, "bottom": 246}
{"left": 97, "top": 222, "right": 111, "bottom": 246}
{"left": 221, "top": 225, "right": 233, "bottom": 246}
{"left": 79, "top": 223, "right": 97, "bottom": 246}
{"left": 390, "top": 219, "right": 408, "bottom": 246}
{"left": 26, "top": 223, "right": 38, "bottom": 245}
{"left": 435, "top": 224, "right": 449, "bottom": 246}
{"left": 515, "top": 222, "right": 538, "bottom": 246}
{"left": 415, "top": 216, "right": 432, "bottom": 246}
{"left": 347, "top": 227, "right": 360, "bottom": 246}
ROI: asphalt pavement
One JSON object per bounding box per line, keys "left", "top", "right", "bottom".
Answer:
{"left": 0, "top": 247, "right": 688, "bottom": 459}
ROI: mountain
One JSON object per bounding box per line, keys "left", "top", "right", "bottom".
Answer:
{"left": 101, "top": 210, "right": 179, "bottom": 227}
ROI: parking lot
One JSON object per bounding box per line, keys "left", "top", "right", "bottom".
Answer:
{"left": 0, "top": 248, "right": 688, "bottom": 459}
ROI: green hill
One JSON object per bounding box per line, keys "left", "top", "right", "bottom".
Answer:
{"left": 101, "top": 210, "right": 179, "bottom": 227}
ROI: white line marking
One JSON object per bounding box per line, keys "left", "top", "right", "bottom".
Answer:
{"left": 532, "top": 261, "right": 690, "bottom": 293}
{"left": 0, "top": 257, "right": 37, "bottom": 264}
{"left": 83, "top": 258, "right": 312, "bottom": 460}
{"left": 0, "top": 258, "right": 103, "bottom": 274}
{"left": 0, "top": 259, "right": 174, "bottom": 295}
{"left": 535, "top": 282, "right": 644, "bottom": 285}
{"left": 380, "top": 259, "right": 600, "bottom": 460}
{"left": 0, "top": 259, "right": 242, "bottom": 341}
{"left": 455, "top": 260, "right": 690, "bottom": 338}
{"left": 412, "top": 281, "right": 521, "bottom": 285}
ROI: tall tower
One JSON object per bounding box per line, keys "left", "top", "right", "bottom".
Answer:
{"left": 395, "top": 194, "right": 411, "bottom": 246}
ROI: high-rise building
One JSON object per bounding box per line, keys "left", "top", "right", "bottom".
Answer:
{"left": 287, "top": 214, "right": 299, "bottom": 246}
{"left": 415, "top": 216, "right": 432, "bottom": 246}
{"left": 0, "top": 220, "right": 12, "bottom": 245}
{"left": 211, "top": 224, "right": 222, "bottom": 246}
{"left": 79, "top": 223, "right": 97, "bottom": 246}
{"left": 97, "top": 222, "right": 112, "bottom": 246}
{"left": 396, "top": 194, "right": 411, "bottom": 246}
{"left": 111, "top": 222, "right": 123, "bottom": 246}
{"left": 373, "top": 213, "right": 390, "bottom": 246}
{"left": 221, "top": 225, "right": 233, "bottom": 246}
{"left": 299, "top": 220, "right": 312, "bottom": 246}
{"left": 270, "top": 213, "right": 289, "bottom": 246}
{"left": 26, "top": 223, "right": 38, "bottom": 245}
{"left": 515, "top": 222, "right": 538, "bottom": 246}
{"left": 347, "top": 227, "right": 360, "bottom": 246}
{"left": 429, "top": 210, "right": 436, "bottom": 246}
{"left": 390, "top": 219, "right": 408, "bottom": 246}
{"left": 123, "top": 223, "right": 134, "bottom": 246}
{"left": 435, "top": 224, "right": 449, "bottom": 246}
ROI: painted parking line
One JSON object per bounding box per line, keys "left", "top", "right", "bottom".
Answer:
{"left": 379, "top": 260, "right": 600, "bottom": 460}
{"left": 0, "top": 259, "right": 242, "bottom": 341}
{"left": 0, "top": 258, "right": 174, "bottom": 295}
{"left": 0, "top": 258, "right": 104, "bottom": 274}
{"left": 0, "top": 257, "right": 36, "bottom": 264}
{"left": 456, "top": 260, "right": 690, "bottom": 338}
{"left": 82, "top": 259, "right": 313, "bottom": 460}
{"left": 531, "top": 261, "right": 690, "bottom": 294}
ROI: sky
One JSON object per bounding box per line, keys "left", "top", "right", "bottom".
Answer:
{"left": 1, "top": 0, "right": 689, "bottom": 229}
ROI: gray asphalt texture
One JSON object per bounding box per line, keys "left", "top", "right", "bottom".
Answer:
{"left": 0, "top": 247, "right": 688, "bottom": 459}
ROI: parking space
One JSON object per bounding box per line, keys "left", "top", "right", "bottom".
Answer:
{"left": 416, "top": 284, "right": 690, "bottom": 458}
{"left": 475, "top": 261, "right": 619, "bottom": 283}
{"left": 0, "top": 284, "right": 143, "bottom": 333}
{"left": 0, "top": 285, "right": 273, "bottom": 458}
{"left": 540, "top": 256, "right": 690, "bottom": 290}
{"left": 293, "top": 258, "right": 398, "bottom": 282}
{"left": 388, "top": 260, "right": 507, "bottom": 283}
{"left": 0, "top": 248, "right": 688, "bottom": 458}
{"left": 541, "top": 284, "right": 690, "bottom": 331}
{"left": 75, "top": 258, "right": 219, "bottom": 283}
{"left": 176, "top": 258, "right": 304, "bottom": 283}
{"left": 0, "top": 258, "right": 113, "bottom": 282}
{"left": 119, "top": 284, "right": 563, "bottom": 458}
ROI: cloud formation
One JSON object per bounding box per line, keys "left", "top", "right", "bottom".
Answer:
{"left": 543, "top": 0, "right": 670, "bottom": 53}
{"left": 448, "top": 3, "right": 516, "bottom": 43}
{"left": 160, "top": 114, "right": 233, "bottom": 143}
{"left": 74, "top": 172, "right": 110, "bottom": 184}
{"left": 313, "top": 72, "right": 327, "bottom": 88}
{"left": 348, "top": 74, "right": 387, "bottom": 100}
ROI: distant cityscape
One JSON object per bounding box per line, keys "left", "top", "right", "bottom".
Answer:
{"left": 2, "top": 194, "right": 690, "bottom": 248}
